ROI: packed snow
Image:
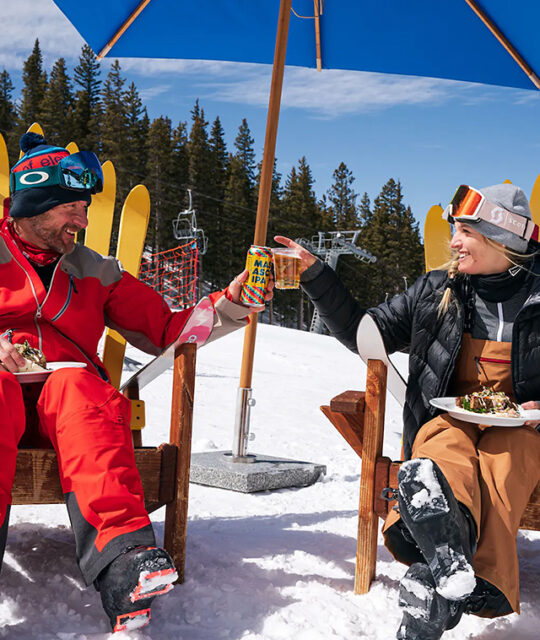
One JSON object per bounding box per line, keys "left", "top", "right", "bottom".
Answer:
{"left": 2, "top": 323, "right": 540, "bottom": 639}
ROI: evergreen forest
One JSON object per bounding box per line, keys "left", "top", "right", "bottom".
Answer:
{"left": 0, "top": 40, "right": 425, "bottom": 328}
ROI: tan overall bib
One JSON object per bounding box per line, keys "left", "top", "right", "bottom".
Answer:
{"left": 383, "top": 334, "right": 540, "bottom": 615}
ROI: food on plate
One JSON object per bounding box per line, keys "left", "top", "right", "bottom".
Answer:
{"left": 14, "top": 341, "right": 48, "bottom": 372}
{"left": 456, "top": 387, "right": 520, "bottom": 417}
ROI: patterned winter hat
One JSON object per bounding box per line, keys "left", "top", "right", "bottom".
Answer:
{"left": 9, "top": 133, "right": 91, "bottom": 219}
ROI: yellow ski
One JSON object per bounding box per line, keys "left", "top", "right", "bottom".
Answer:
{"left": 424, "top": 205, "right": 451, "bottom": 272}
{"left": 85, "top": 160, "right": 116, "bottom": 255}
{"left": 65, "top": 141, "right": 79, "bottom": 154}
{"left": 529, "top": 174, "right": 540, "bottom": 229}
{"left": 0, "top": 133, "right": 9, "bottom": 219}
{"left": 102, "top": 184, "right": 150, "bottom": 388}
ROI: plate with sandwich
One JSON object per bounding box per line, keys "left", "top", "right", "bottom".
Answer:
{"left": 10, "top": 341, "right": 86, "bottom": 384}
{"left": 430, "top": 387, "right": 540, "bottom": 427}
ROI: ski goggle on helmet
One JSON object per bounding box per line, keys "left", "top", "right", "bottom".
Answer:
{"left": 443, "top": 184, "right": 535, "bottom": 243}
{"left": 10, "top": 150, "right": 103, "bottom": 195}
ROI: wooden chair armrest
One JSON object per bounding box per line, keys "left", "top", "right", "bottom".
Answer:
{"left": 330, "top": 390, "right": 365, "bottom": 414}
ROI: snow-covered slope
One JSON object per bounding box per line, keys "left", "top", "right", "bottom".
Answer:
{"left": 3, "top": 324, "right": 539, "bottom": 638}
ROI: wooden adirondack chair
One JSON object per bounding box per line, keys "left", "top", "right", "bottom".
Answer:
{"left": 8, "top": 153, "right": 196, "bottom": 582}
{"left": 321, "top": 360, "right": 540, "bottom": 594}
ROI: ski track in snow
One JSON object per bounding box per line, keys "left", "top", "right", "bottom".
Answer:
{"left": 2, "top": 324, "right": 539, "bottom": 639}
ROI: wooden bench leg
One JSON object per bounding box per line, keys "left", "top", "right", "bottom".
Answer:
{"left": 164, "top": 343, "right": 196, "bottom": 583}
{"left": 355, "top": 359, "right": 387, "bottom": 594}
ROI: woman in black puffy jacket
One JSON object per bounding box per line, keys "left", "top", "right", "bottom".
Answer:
{"left": 275, "top": 183, "right": 540, "bottom": 640}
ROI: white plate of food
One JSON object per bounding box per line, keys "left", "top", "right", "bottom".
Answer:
{"left": 430, "top": 396, "right": 540, "bottom": 427}
{"left": 15, "top": 362, "right": 87, "bottom": 384}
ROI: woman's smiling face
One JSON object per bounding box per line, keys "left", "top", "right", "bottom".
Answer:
{"left": 450, "top": 221, "right": 511, "bottom": 275}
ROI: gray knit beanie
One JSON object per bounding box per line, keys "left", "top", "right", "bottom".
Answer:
{"left": 471, "top": 183, "right": 532, "bottom": 253}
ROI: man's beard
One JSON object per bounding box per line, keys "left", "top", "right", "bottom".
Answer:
{"left": 26, "top": 218, "right": 78, "bottom": 254}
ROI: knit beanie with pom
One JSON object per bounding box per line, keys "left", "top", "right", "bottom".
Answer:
{"left": 9, "top": 132, "right": 91, "bottom": 219}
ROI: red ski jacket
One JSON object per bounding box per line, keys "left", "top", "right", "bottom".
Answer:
{"left": 0, "top": 218, "right": 249, "bottom": 381}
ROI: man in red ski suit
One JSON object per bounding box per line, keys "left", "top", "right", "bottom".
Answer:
{"left": 0, "top": 133, "right": 271, "bottom": 632}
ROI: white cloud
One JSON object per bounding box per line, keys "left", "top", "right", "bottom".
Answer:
{"left": 1, "top": 0, "right": 536, "bottom": 119}
{"left": 116, "top": 58, "right": 530, "bottom": 119}
{"left": 0, "top": 2, "right": 85, "bottom": 69}
{"left": 205, "top": 67, "right": 454, "bottom": 117}
{"left": 139, "top": 84, "right": 173, "bottom": 101}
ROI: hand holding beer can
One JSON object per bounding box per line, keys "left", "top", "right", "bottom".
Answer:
{"left": 240, "top": 245, "right": 273, "bottom": 306}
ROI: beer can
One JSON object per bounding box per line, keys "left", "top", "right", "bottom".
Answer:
{"left": 240, "top": 245, "right": 273, "bottom": 306}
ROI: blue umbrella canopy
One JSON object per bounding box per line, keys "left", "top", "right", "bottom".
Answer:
{"left": 52, "top": 0, "right": 540, "bottom": 90}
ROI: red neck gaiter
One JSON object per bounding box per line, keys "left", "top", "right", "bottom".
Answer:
{"left": 7, "top": 220, "right": 60, "bottom": 267}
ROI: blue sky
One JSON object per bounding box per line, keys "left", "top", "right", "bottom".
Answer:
{"left": 2, "top": 1, "right": 540, "bottom": 237}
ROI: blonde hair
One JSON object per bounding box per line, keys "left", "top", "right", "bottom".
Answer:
{"left": 436, "top": 235, "right": 537, "bottom": 317}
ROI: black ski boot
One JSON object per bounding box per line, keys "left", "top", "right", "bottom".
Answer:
{"left": 95, "top": 546, "right": 178, "bottom": 632}
{"left": 397, "top": 458, "right": 476, "bottom": 601}
{"left": 397, "top": 563, "right": 466, "bottom": 640}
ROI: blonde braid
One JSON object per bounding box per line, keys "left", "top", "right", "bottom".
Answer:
{"left": 437, "top": 251, "right": 460, "bottom": 317}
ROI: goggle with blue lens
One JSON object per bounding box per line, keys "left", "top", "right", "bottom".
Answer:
{"left": 10, "top": 151, "right": 103, "bottom": 195}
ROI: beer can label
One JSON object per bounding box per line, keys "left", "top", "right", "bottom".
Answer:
{"left": 240, "top": 245, "right": 273, "bottom": 306}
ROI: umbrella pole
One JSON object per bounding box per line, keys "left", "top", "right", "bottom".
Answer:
{"left": 232, "top": 0, "right": 292, "bottom": 462}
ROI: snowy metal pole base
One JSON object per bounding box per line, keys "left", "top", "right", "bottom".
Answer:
{"left": 190, "top": 451, "right": 326, "bottom": 493}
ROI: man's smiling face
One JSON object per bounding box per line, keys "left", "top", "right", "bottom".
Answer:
{"left": 13, "top": 200, "right": 89, "bottom": 254}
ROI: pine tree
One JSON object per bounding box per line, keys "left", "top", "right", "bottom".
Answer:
{"left": 222, "top": 119, "right": 258, "bottom": 279}
{"left": 124, "top": 82, "right": 149, "bottom": 190}
{"left": 356, "top": 178, "right": 424, "bottom": 305}
{"left": 187, "top": 100, "right": 210, "bottom": 207}
{"left": 358, "top": 192, "right": 372, "bottom": 227}
{"left": 145, "top": 116, "right": 174, "bottom": 254}
{"left": 326, "top": 162, "right": 359, "bottom": 229}
{"left": 204, "top": 116, "right": 228, "bottom": 288}
{"left": 0, "top": 70, "right": 17, "bottom": 143}
{"left": 171, "top": 120, "right": 189, "bottom": 206}
{"left": 16, "top": 39, "right": 47, "bottom": 141}
{"left": 282, "top": 157, "right": 323, "bottom": 240}
{"left": 278, "top": 157, "right": 323, "bottom": 326}
{"left": 72, "top": 45, "right": 102, "bottom": 151}
{"left": 222, "top": 153, "right": 253, "bottom": 278}
{"left": 170, "top": 120, "right": 190, "bottom": 253}
{"left": 101, "top": 60, "right": 130, "bottom": 234}
{"left": 40, "top": 58, "right": 74, "bottom": 145}
{"left": 234, "top": 118, "right": 256, "bottom": 188}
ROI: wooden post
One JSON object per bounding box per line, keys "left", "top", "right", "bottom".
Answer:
{"left": 355, "top": 359, "right": 387, "bottom": 594}
{"left": 164, "top": 342, "right": 196, "bottom": 583}
{"left": 238, "top": 0, "right": 291, "bottom": 390}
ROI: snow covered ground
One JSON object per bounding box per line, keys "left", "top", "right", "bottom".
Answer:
{"left": 2, "top": 324, "right": 540, "bottom": 639}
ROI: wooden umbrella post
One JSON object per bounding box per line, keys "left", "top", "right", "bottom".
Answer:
{"left": 232, "top": 0, "right": 292, "bottom": 461}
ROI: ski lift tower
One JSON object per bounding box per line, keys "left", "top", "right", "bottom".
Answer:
{"left": 296, "top": 231, "right": 377, "bottom": 334}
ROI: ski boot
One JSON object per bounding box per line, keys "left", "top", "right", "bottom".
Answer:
{"left": 397, "top": 458, "right": 476, "bottom": 601}
{"left": 95, "top": 546, "right": 178, "bottom": 632}
{"left": 397, "top": 563, "right": 465, "bottom": 639}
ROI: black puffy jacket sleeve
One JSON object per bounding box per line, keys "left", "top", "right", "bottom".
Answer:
{"left": 301, "top": 263, "right": 441, "bottom": 355}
